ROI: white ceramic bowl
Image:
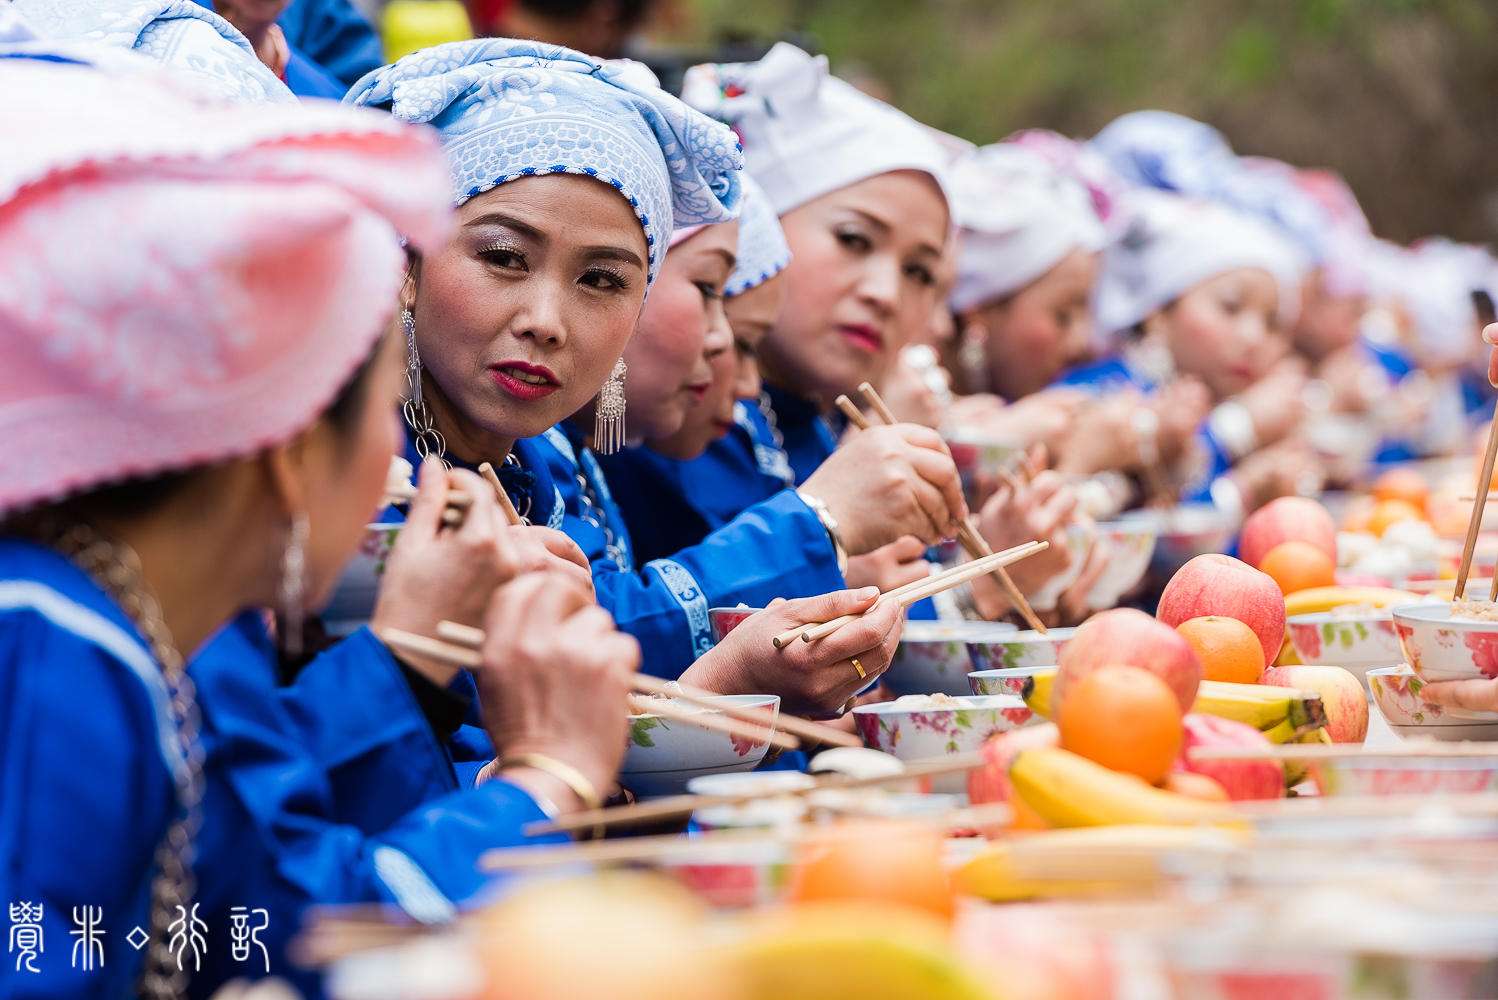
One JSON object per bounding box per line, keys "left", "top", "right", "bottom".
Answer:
{"left": 1026, "top": 524, "right": 1094, "bottom": 612}
{"left": 687, "top": 771, "right": 817, "bottom": 831}
{"left": 853, "top": 695, "right": 1031, "bottom": 761}
{"left": 1366, "top": 665, "right": 1498, "bottom": 740}
{"left": 1313, "top": 755, "right": 1498, "bottom": 796}
{"left": 883, "top": 620, "right": 1018, "bottom": 697}
{"left": 320, "top": 522, "right": 401, "bottom": 635}
{"left": 621, "top": 694, "right": 780, "bottom": 796}
{"left": 1085, "top": 518, "right": 1159, "bottom": 608}
{"left": 1286, "top": 612, "right": 1404, "bottom": 689}
{"left": 1126, "top": 503, "right": 1235, "bottom": 579}
{"left": 1393, "top": 602, "right": 1498, "bottom": 682}
{"left": 967, "top": 665, "right": 1057, "bottom": 722}
{"left": 968, "top": 627, "right": 1075, "bottom": 673}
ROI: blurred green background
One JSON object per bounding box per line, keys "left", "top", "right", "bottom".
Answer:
{"left": 660, "top": 0, "right": 1498, "bottom": 246}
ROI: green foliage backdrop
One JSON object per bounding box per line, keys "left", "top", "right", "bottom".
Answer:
{"left": 678, "top": 0, "right": 1498, "bottom": 246}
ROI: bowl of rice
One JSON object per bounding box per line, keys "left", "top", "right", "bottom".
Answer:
{"left": 883, "top": 620, "right": 1019, "bottom": 697}
{"left": 620, "top": 694, "right": 780, "bottom": 796}
{"left": 1366, "top": 665, "right": 1498, "bottom": 740}
{"left": 1393, "top": 602, "right": 1498, "bottom": 682}
{"left": 853, "top": 693, "right": 1033, "bottom": 763}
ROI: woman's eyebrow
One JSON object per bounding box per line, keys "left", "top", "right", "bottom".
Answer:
{"left": 463, "top": 213, "right": 545, "bottom": 241}
{"left": 580, "top": 245, "right": 645, "bottom": 268}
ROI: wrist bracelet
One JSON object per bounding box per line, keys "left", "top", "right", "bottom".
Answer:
{"left": 499, "top": 753, "right": 603, "bottom": 811}
{"left": 796, "top": 490, "right": 850, "bottom": 575}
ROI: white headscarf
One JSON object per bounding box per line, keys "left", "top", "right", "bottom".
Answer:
{"left": 726, "top": 174, "right": 792, "bottom": 296}
{"left": 948, "top": 143, "right": 1107, "bottom": 314}
{"left": 681, "top": 42, "right": 951, "bottom": 218}
{"left": 1093, "top": 189, "right": 1305, "bottom": 342}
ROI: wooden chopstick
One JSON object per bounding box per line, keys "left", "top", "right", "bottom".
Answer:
{"left": 477, "top": 462, "right": 525, "bottom": 527}
{"left": 796, "top": 541, "right": 1046, "bottom": 644}
{"left": 834, "top": 394, "right": 872, "bottom": 431}
{"left": 434, "top": 621, "right": 858, "bottom": 750}
{"left": 627, "top": 694, "right": 800, "bottom": 752}
{"left": 856, "top": 381, "right": 1047, "bottom": 634}
{"left": 523, "top": 752, "right": 988, "bottom": 836}
{"left": 1457, "top": 408, "right": 1498, "bottom": 600}
{"left": 382, "top": 486, "right": 473, "bottom": 527}
{"left": 400, "top": 623, "right": 799, "bottom": 751}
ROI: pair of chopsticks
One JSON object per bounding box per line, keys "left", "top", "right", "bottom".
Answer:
{"left": 380, "top": 621, "right": 865, "bottom": 752}
{"left": 382, "top": 483, "right": 473, "bottom": 527}
{"left": 835, "top": 382, "right": 1047, "bottom": 634}
{"left": 1456, "top": 409, "right": 1498, "bottom": 600}
{"left": 770, "top": 539, "right": 1047, "bottom": 648}
{"left": 523, "top": 751, "right": 988, "bottom": 836}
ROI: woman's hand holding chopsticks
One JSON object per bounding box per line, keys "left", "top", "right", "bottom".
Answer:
{"left": 504, "top": 525, "right": 596, "bottom": 598}
{"left": 678, "top": 589, "right": 902, "bottom": 716}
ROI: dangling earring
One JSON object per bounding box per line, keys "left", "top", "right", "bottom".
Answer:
{"left": 278, "top": 511, "right": 310, "bottom": 658}
{"left": 594, "top": 358, "right": 628, "bottom": 455}
{"left": 958, "top": 322, "right": 988, "bottom": 394}
{"left": 399, "top": 302, "right": 448, "bottom": 464}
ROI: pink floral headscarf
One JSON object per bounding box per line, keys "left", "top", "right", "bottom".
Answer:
{"left": 0, "top": 58, "right": 454, "bottom": 515}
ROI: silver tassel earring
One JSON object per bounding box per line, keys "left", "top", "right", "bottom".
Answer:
{"left": 400, "top": 303, "right": 447, "bottom": 463}
{"left": 278, "top": 511, "right": 310, "bottom": 658}
{"left": 594, "top": 358, "right": 628, "bottom": 455}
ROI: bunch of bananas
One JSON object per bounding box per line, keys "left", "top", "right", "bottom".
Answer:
{"left": 1192, "top": 679, "right": 1327, "bottom": 743}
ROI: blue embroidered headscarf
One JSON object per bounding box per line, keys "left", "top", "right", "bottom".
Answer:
{"left": 726, "top": 173, "right": 792, "bottom": 297}
{"left": 10, "top": 0, "right": 294, "bottom": 104}
{"left": 347, "top": 39, "right": 744, "bottom": 289}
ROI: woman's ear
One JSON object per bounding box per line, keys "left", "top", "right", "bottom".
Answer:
{"left": 260, "top": 434, "right": 314, "bottom": 520}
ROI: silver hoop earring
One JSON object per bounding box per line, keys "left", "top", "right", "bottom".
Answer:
{"left": 594, "top": 358, "right": 628, "bottom": 455}
{"left": 278, "top": 511, "right": 310, "bottom": 658}
{"left": 399, "top": 303, "right": 448, "bottom": 464}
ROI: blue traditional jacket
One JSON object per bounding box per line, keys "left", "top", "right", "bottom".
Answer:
{"left": 0, "top": 538, "right": 562, "bottom": 1000}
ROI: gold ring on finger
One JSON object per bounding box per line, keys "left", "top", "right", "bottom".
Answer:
{"left": 851, "top": 657, "right": 867, "bottom": 680}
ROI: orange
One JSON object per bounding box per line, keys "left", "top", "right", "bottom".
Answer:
{"left": 1056, "top": 664, "right": 1183, "bottom": 786}
{"left": 1257, "top": 540, "right": 1338, "bottom": 596}
{"left": 1164, "top": 770, "right": 1231, "bottom": 801}
{"left": 1175, "top": 615, "right": 1267, "bottom": 682}
{"left": 1373, "top": 467, "right": 1430, "bottom": 508}
{"left": 1340, "top": 495, "right": 1376, "bottom": 534}
{"left": 1367, "top": 498, "right": 1426, "bottom": 536}
{"left": 790, "top": 822, "right": 954, "bottom": 920}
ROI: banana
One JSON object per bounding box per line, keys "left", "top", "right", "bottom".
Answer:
{"left": 1283, "top": 586, "right": 1422, "bottom": 617}
{"left": 1193, "top": 680, "right": 1327, "bottom": 741}
{"left": 1010, "top": 747, "right": 1245, "bottom": 829}
{"left": 956, "top": 825, "right": 1248, "bottom": 901}
{"left": 1024, "top": 667, "right": 1057, "bottom": 718}
{"left": 1284, "top": 726, "right": 1333, "bottom": 787}
{"left": 723, "top": 900, "right": 998, "bottom": 1000}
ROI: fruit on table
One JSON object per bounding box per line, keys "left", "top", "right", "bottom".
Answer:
{"left": 1176, "top": 615, "right": 1266, "bottom": 683}
{"left": 725, "top": 900, "right": 999, "bottom": 1000}
{"left": 1239, "top": 496, "right": 1338, "bottom": 570}
{"left": 789, "top": 822, "right": 953, "bottom": 920}
{"left": 1177, "top": 712, "right": 1285, "bottom": 799}
{"left": 1261, "top": 665, "right": 1368, "bottom": 743}
{"left": 1282, "top": 585, "right": 1422, "bottom": 617}
{"left": 1367, "top": 498, "right": 1426, "bottom": 536}
{"left": 1192, "top": 679, "right": 1327, "bottom": 742}
{"left": 954, "top": 824, "right": 1246, "bottom": 902}
{"left": 1054, "top": 607, "right": 1203, "bottom": 715}
{"left": 1023, "top": 667, "right": 1057, "bottom": 718}
{"left": 1284, "top": 727, "right": 1333, "bottom": 787}
{"left": 1010, "top": 747, "right": 1244, "bottom": 828}
{"left": 1258, "top": 540, "right": 1338, "bottom": 596}
{"left": 1056, "top": 665, "right": 1183, "bottom": 785}
{"left": 1373, "top": 467, "right": 1430, "bottom": 508}
{"left": 1163, "top": 770, "right": 1231, "bottom": 801}
{"left": 967, "top": 723, "right": 1059, "bottom": 810}
{"left": 1158, "top": 554, "right": 1287, "bottom": 668}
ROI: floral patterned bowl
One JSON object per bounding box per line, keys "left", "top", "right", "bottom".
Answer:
{"left": 853, "top": 695, "right": 1033, "bottom": 762}
{"left": 883, "top": 620, "right": 1018, "bottom": 697}
{"left": 1366, "top": 665, "right": 1498, "bottom": 740}
{"left": 1026, "top": 523, "right": 1095, "bottom": 612}
{"left": 1286, "top": 612, "right": 1404, "bottom": 689}
{"left": 320, "top": 522, "right": 402, "bottom": 635}
{"left": 708, "top": 605, "right": 761, "bottom": 645}
{"left": 1313, "top": 755, "right": 1498, "bottom": 796}
{"left": 967, "top": 665, "right": 1057, "bottom": 721}
{"left": 620, "top": 694, "right": 780, "bottom": 797}
{"left": 1393, "top": 602, "right": 1498, "bottom": 682}
{"left": 1084, "top": 519, "right": 1159, "bottom": 609}
{"left": 969, "top": 627, "right": 1076, "bottom": 673}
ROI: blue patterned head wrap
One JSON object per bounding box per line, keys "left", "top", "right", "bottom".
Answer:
{"left": 726, "top": 174, "right": 791, "bottom": 297}
{"left": 10, "top": 0, "right": 294, "bottom": 104}
{"left": 347, "top": 39, "right": 744, "bottom": 289}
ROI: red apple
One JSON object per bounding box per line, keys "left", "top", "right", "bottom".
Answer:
{"left": 1054, "top": 608, "right": 1203, "bottom": 715}
{"left": 1178, "top": 713, "right": 1285, "bottom": 800}
{"left": 1261, "top": 665, "right": 1368, "bottom": 743}
{"left": 1239, "top": 496, "right": 1338, "bottom": 570}
{"left": 1157, "top": 554, "right": 1286, "bottom": 667}
{"left": 967, "top": 723, "right": 1059, "bottom": 806}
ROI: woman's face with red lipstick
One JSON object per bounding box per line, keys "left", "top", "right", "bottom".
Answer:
{"left": 761, "top": 170, "right": 949, "bottom": 403}
{"left": 408, "top": 174, "right": 650, "bottom": 458}
{"left": 1148, "top": 267, "right": 1283, "bottom": 400}
{"left": 621, "top": 220, "right": 738, "bottom": 442}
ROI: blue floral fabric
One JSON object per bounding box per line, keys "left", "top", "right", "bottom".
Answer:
{"left": 726, "top": 173, "right": 792, "bottom": 296}
{"left": 346, "top": 39, "right": 743, "bottom": 288}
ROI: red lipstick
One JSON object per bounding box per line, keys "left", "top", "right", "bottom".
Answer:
{"left": 488, "top": 361, "right": 560, "bottom": 402}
